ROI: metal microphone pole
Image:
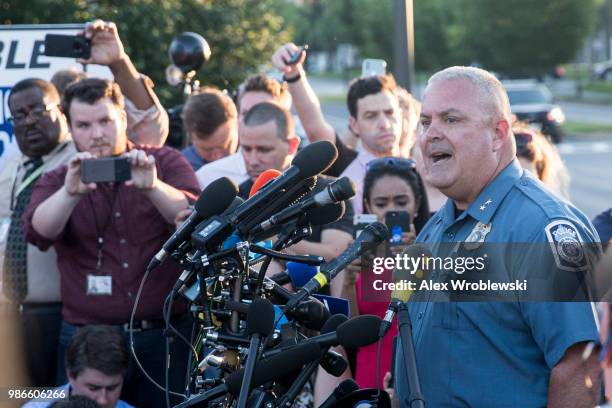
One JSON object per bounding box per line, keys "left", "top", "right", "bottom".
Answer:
{"left": 397, "top": 302, "right": 425, "bottom": 408}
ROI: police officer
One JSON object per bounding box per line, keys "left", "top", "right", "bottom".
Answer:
{"left": 394, "top": 66, "right": 601, "bottom": 407}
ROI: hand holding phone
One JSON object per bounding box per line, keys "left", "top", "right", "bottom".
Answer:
{"left": 284, "top": 44, "right": 308, "bottom": 66}
{"left": 80, "top": 20, "right": 126, "bottom": 66}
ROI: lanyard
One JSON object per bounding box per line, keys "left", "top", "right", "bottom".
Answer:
{"left": 87, "top": 185, "right": 121, "bottom": 271}
{"left": 9, "top": 142, "right": 70, "bottom": 210}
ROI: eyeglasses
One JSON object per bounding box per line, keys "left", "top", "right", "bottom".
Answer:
{"left": 8, "top": 102, "right": 58, "bottom": 126}
{"left": 366, "top": 157, "right": 416, "bottom": 172}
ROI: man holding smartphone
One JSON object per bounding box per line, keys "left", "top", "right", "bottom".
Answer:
{"left": 23, "top": 78, "right": 199, "bottom": 408}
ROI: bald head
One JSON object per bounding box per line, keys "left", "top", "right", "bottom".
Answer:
{"left": 428, "top": 66, "right": 513, "bottom": 126}
{"left": 418, "top": 66, "right": 514, "bottom": 208}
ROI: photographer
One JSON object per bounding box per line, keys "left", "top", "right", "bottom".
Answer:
{"left": 23, "top": 78, "right": 199, "bottom": 408}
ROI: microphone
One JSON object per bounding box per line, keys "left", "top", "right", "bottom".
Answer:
{"left": 237, "top": 298, "right": 276, "bottom": 408}
{"left": 226, "top": 341, "right": 321, "bottom": 395}
{"left": 257, "top": 177, "right": 355, "bottom": 231}
{"left": 249, "top": 169, "right": 281, "bottom": 197}
{"left": 301, "top": 200, "right": 346, "bottom": 227}
{"left": 284, "top": 222, "right": 389, "bottom": 311}
{"left": 231, "top": 140, "right": 338, "bottom": 236}
{"left": 262, "top": 315, "right": 382, "bottom": 358}
{"left": 174, "top": 342, "right": 321, "bottom": 408}
{"left": 274, "top": 314, "right": 349, "bottom": 407}
{"left": 379, "top": 244, "right": 432, "bottom": 338}
{"left": 285, "top": 298, "right": 330, "bottom": 331}
{"left": 251, "top": 200, "right": 346, "bottom": 245}
{"left": 318, "top": 379, "right": 360, "bottom": 408}
{"left": 147, "top": 177, "right": 238, "bottom": 271}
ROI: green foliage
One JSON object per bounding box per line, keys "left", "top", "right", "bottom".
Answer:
{"left": 290, "top": 0, "right": 393, "bottom": 66}
{"left": 2, "top": 0, "right": 291, "bottom": 106}
{"left": 455, "top": 0, "right": 599, "bottom": 77}
{"left": 287, "top": 0, "right": 599, "bottom": 77}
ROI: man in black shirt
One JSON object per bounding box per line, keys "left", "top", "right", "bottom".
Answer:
{"left": 238, "top": 102, "right": 354, "bottom": 264}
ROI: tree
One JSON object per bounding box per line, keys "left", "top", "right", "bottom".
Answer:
{"left": 2, "top": 0, "right": 291, "bottom": 105}
{"left": 454, "top": 0, "right": 600, "bottom": 77}
{"left": 286, "top": 0, "right": 600, "bottom": 77}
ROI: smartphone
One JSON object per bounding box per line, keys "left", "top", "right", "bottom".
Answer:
{"left": 285, "top": 44, "right": 308, "bottom": 66}
{"left": 44, "top": 34, "right": 91, "bottom": 59}
{"left": 81, "top": 157, "right": 131, "bottom": 184}
{"left": 361, "top": 58, "right": 387, "bottom": 77}
{"left": 385, "top": 211, "right": 411, "bottom": 245}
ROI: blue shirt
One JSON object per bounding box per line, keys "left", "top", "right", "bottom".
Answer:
{"left": 593, "top": 207, "right": 612, "bottom": 251}
{"left": 394, "top": 160, "right": 600, "bottom": 407}
{"left": 22, "top": 383, "right": 134, "bottom": 408}
{"left": 181, "top": 145, "right": 207, "bottom": 171}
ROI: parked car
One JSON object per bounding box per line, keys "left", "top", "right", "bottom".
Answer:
{"left": 593, "top": 60, "right": 612, "bottom": 81}
{"left": 503, "top": 81, "right": 565, "bottom": 143}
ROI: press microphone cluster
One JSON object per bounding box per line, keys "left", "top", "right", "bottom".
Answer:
{"left": 144, "top": 139, "right": 397, "bottom": 408}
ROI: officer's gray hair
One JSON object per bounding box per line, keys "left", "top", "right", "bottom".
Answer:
{"left": 428, "top": 66, "right": 512, "bottom": 125}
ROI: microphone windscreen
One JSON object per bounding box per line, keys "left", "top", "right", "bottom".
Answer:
{"left": 320, "top": 313, "right": 348, "bottom": 334}
{"left": 291, "top": 140, "right": 338, "bottom": 179}
{"left": 249, "top": 169, "right": 281, "bottom": 197}
{"left": 222, "top": 196, "right": 244, "bottom": 215}
{"left": 337, "top": 315, "right": 382, "bottom": 348}
{"left": 361, "top": 221, "right": 390, "bottom": 243}
{"left": 286, "top": 262, "right": 318, "bottom": 288}
{"left": 330, "top": 177, "right": 356, "bottom": 202}
{"left": 303, "top": 201, "right": 345, "bottom": 227}
{"left": 337, "top": 379, "right": 360, "bottom": 396}
{"left": 225, "top": 341, "right": 321, "bottom": 395}
{"left": 194, "top": 177, "right": 238, "bottom": 217}
{"left": 247, "top": 298, "right": 276, "bottom": 336}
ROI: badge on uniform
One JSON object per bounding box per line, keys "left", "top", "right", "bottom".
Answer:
{"left": 464, "top": 222, "right": 492, "bottom": 250}
{"left": 545, "top": 220, "right": 588, "bottom": 272}
{"left": 87, "top": 274, "right": 112, "bottom": 295}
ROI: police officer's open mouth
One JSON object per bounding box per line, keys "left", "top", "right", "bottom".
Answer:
{"left": 431, "top": 152, "right": 452, "bottom": 163}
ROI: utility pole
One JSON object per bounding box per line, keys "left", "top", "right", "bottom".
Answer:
{"left": 393, "top": 0, "right": 415, "bottom": 91}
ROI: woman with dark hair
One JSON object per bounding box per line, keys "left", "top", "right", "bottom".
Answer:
{"left": 316, "top": 158, "right": 429, "bottom": 405}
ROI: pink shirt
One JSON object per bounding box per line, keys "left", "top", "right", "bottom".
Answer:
{"left": 339, "top": 149, "right": 377, "bottom": 215}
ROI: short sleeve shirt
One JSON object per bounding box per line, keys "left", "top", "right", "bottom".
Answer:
{"left": 394, "top": 160, "right": 600, "bottom": 407}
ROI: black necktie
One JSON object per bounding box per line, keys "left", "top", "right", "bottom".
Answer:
{"left": 2, "top": 157, "right": 44, "bottom": 303}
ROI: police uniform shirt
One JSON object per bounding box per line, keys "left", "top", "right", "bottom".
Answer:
{"left": 394, "top": 159, "right": 600, "bottom": 407}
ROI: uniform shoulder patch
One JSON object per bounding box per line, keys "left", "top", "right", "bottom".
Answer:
{"left": 544, "top": 220, "right": 588, "bottom": 272}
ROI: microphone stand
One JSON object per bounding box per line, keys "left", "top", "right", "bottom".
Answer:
{"left": 397, "top": 302, "right": 425, "bottom": 408}
{"left": 275, "top": 359, "right": 320, "bottom": 408}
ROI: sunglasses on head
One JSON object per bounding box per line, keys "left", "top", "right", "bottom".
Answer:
{"left": 366, "top": 157, "right": 416, "bottom": 172}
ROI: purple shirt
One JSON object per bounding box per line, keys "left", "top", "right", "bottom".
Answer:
{"left": 24, "top": 142, "right": 200, "bottom": 324}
